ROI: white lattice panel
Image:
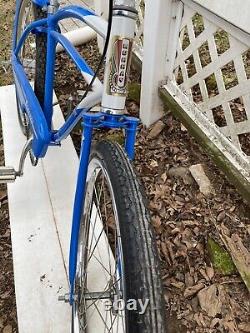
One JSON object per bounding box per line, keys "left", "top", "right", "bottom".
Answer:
{"left": 59, "top": 0, "right": 93, "bottom": 33}
{"left": 171, "top": 1, "right": 250, "bottom": 158}
{"left": 134, "top": 0, "right": 145, "bottom": 60}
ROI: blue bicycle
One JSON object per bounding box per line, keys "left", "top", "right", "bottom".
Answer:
{"left": 1, "top": 0, "right": 166, "bottom": 331}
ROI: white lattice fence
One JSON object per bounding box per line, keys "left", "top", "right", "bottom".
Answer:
{"left": 173, "top": 2, "right": 250, "bottom": 158}
{"left": 140, "top": 0, "right": 250, "bottom": 199}
{"left": 133, "top": 0, "right": 144, "bottom": 60}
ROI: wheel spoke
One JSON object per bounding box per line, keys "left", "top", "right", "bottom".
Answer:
{"left": 87, "top": 174, "right": 104, "bottom": 260}
{"left": 85, "top": 277, "right": 121, "bottom": 310}
{"left": 85, "top": 287, "right": 111, "bottom": 331}
{"left": 19, "top": 1, "right": 36, "bottom": 80}
{"left": 73, "top": 159, "right": 126, "bottom": 332}
{"left": 103, "top": 185, "right": 112, "bottom": 276}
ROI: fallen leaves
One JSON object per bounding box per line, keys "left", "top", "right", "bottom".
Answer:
{"left": 238, "top": 323, "right": 250, "bottom": 332}
{"left": 134, "top": 113, "right": 249, "bottom": 332}
{"left": 199, "top": 266, "right": 214, "bottom": 281}
{"left": 151, "top": 215, "right": 162, "bottom": 229}
{"left": 2, "top": 325, "right": 12, "bottom": 333}
{"left": 0, "top": 197, "right": 16, "bottom": 330}
{"left": 184, "top": 283, "right": 205, "bottom": 298}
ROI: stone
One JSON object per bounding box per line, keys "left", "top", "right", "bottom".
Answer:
{"left": 189, "top": 164, "right": 214, "bottom": 196}
{"left": 148, "top": 120, "right": 165, "bottom": 139}
{"left": 198, "top": 284, "right": 223, "bottom": 317}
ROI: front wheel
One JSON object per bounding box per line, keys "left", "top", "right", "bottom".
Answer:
{"left": 72, "top": 140, "right": 166, "bottom": 333}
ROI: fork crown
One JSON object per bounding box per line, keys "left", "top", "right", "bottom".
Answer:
{"left": 81, "top": 112, "right": 139, "bottom": 160}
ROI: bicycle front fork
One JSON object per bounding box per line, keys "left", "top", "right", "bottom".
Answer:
{"left": 66, "top": 112, "right": 139, "bottom": 303}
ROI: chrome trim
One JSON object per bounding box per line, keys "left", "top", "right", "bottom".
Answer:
{"left": 113, "top": 9, "right": 137, "bottom": 20}
{"left": 114, "top": 0, "right": 136, "bottom": 8}
{"left": 101, "top": 106, "right": 127, "bottom": 115}
{"left": 47, "top": 0, "right": 59, "bottom": 14}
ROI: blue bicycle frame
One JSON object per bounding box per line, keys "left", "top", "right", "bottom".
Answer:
{"left": 12, "top": 0, "right": 138, "bottom": 302}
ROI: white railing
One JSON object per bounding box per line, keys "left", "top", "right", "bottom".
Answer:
{"left": 93, "top": 0, "right": 250, "bottom": 196}
{"left": 140, "top": 0, "right": 250, "bottom": 197}
{"left": 133, "top": 0, "right": 144, "bottom": 61}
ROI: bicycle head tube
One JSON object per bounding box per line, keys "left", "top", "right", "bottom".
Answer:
{"left": 101, "top": 0, "right": 138, "bottom": 115}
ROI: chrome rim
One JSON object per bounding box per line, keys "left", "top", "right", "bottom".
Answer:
{"left": 16, "top": 0, "right": 36, "bottom": 152}
{"left": 17, "top": 0, "right": 36, "bottom": 79}
{"left": 72, "top": 158, "right": 127, "bottom": 333}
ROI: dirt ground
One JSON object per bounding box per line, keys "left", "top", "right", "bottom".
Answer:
{"left": 0, "top": 0, "right": 18, "bottom": 331}
{"left": 0, "top": 0, "right": 250, "bottom": 332}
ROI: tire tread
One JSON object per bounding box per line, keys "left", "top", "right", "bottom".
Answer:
{"left": 90, "top": 140, "right": 166, "bottom": 333}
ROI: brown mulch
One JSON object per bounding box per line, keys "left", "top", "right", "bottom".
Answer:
{"left": 0, "top": 121, "right": 17, "bottom": 332}
{"left": 134, "top": 115, "right": 250, "bottom": 333}
{"left": 0, "top": 0, "right": 18, "bottom": 331}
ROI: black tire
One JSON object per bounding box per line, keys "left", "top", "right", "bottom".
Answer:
{"left": 15, "top": 0, "right": 47, "bottom": 135}
{"left": 33, "top": 4, "right": 47, "bottom": 108}
{"left": 72, "top": 140, "right": 166, "bottom": 333}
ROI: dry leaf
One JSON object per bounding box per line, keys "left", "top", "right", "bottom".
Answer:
{"left": 171, "top": 281, "right": 185, "bottom": 289}
{"left": 210, "top": 318, "right": 221, "bottom": 328}
{"left": 152, "top": 215, "right": 161, "bottom": 229}
{"left": 222, "top": 319, "right": 238, "bottom": 333}
{"left": 205, "top": 266, "right": 214, "bottom": 280}
{"left": 184, "top": 283, "right": 204, "bottom": 298}
{"left": 238, "top": 323, "right": 250, "bottom": 332}
{"left": 185, "top": 272, "right": 194, "bottom": 287}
